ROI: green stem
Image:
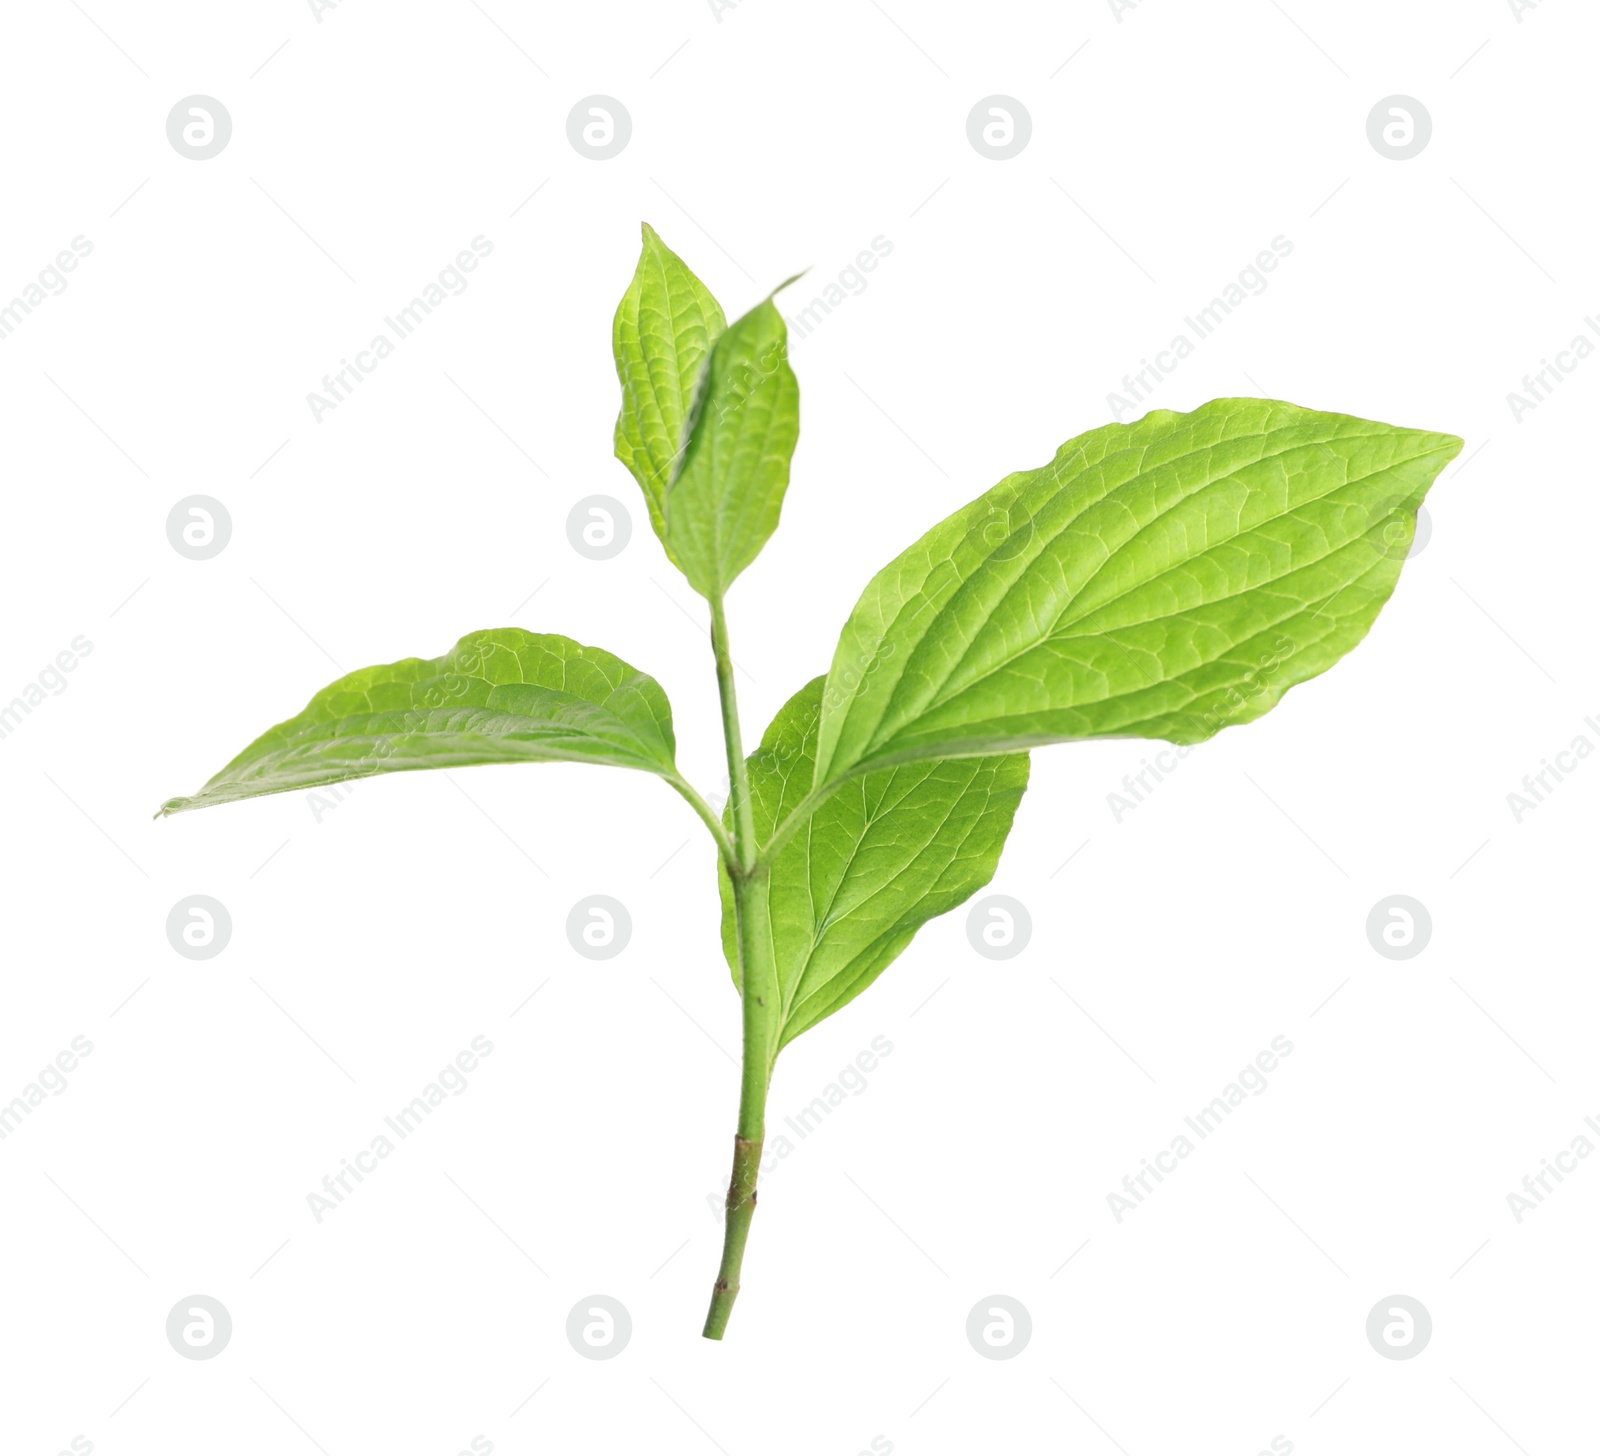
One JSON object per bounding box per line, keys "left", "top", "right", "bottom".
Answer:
{"left": 709, "top": 595, "right": 757, "bottom": 873}
{"left": 702, "top": 594, "right": 778, "bottom": 1340}
{"left": 664, "top": 773, "right": 737, "bottom": 865}
{"left": 703, "top": 866, "right": 777, "bottom": 1339}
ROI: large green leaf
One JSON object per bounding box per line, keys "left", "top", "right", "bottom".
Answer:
{"left": 161, "top": 629, "right": 678, "bottom": 814}
{"left": 720, "top": 679, "right": 1028, "bottom": 1051}
{"left": 813, "top": 398, "right": 1462, "bottom": 785}
{"left": 613, "top": 222, "right": 727, "bottom": 548}
{"left": 666, "top": 297, "right": 800, "bottom": 598}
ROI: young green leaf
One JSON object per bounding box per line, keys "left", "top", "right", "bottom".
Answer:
{"left": 613, "top": 222, "right": 727, "bottom": 547}
{"left": 813, "top": 399, "right": 1462, "bottom": 785}
{"left": 719, "top": 679, "right": 1028, "bottom": 1055}
{"left": 160, "top": 629, "right": 680, "bottom": 815}
{"left": 665, "top": 297, "right": 800, "bottom": 598}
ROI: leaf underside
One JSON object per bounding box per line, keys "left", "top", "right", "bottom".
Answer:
{"left": 612, "top": 223, "right": 727, "bottom": 553}
{"left": 814, "top": 398, "right": 1463, "bottom": 785}
{"left": 161, "top": 629, "right": 677, "bottom": 815}
{"left": 721, "top": 679, "right": 1029, "bottom": 1051}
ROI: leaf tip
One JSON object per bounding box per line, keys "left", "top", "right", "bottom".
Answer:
{"left": 768, "top": 269, "right": 809, "bottom": 302}
{"left": 1403, "top": 428, "right": 1465, "bottom": 489}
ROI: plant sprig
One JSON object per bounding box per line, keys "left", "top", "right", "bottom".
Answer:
{"left": 162, "top": 222, "right": 1462, "bottom": 1340}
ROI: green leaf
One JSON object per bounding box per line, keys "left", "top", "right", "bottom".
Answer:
{"left": 613, "top": 222, "right": 727, "bottom": 548}
{"left": 720, "top": 679, "right": 1029, "bottom": 1051}
{"left": 814, "top": 398, "right": 1462, "bottom": 785}
{"left": 161, "top": 629, "right": 678, "bottom": 814}
{"left": 666, "top": 296, "right": 800, "bottom": 598}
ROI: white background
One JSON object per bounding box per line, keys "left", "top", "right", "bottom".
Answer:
{"left": 1, "top": 1, "right": 1594, "bottom": 1453}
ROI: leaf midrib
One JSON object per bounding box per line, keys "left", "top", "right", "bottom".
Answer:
{"left": 920, "top": 428, "right": 1398, "bottom": 704}
{"left": 780, "top": 759, "right": 993, "bottom": 1032}
{"left": 633, "top": 246, "right": 718, "bottom": 496}
{"left": 879, "top": 541, "right": 1401, "bottom": 755}
{"left": 247, "top": 693, "right": 671, "bottom": 763}
{"left": 821, "top": 419, "right": 1335, "bottom": 775}
{"left": 865, "top": 436, "right": 1440, "bottom": 760}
